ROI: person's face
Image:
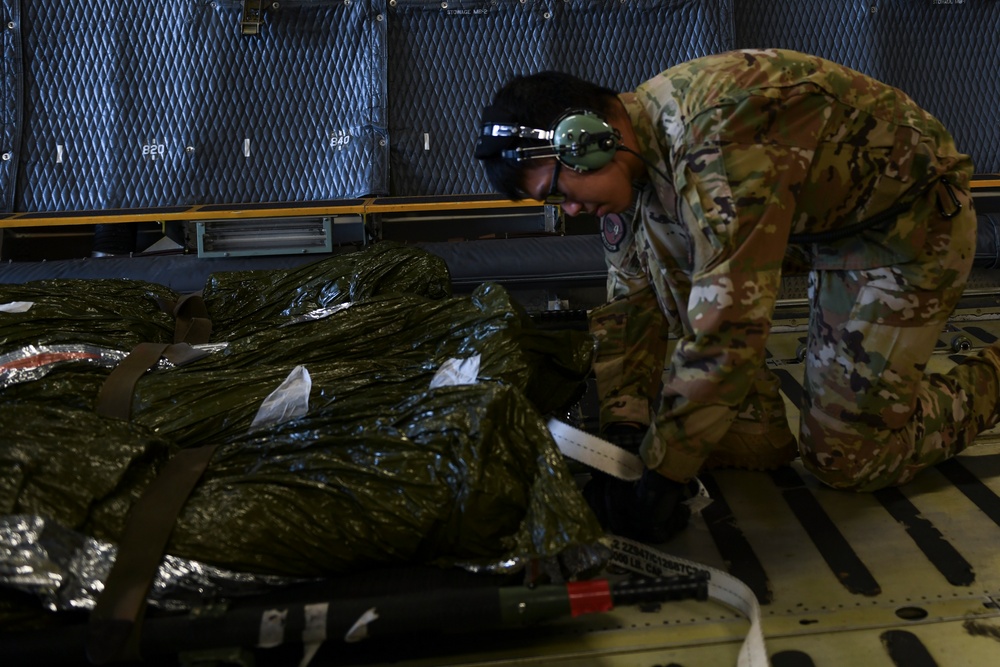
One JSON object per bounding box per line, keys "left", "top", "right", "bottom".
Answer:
{"left": 520, "top": 158, "right": 635, "bottom": 218}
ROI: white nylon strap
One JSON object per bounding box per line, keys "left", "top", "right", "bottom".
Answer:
{"left": 546, "top": 419, "right": 769, "bottom": 666}
{"left": 607, "top": 536, "right": 770, "bottom": 667}
{"left": 546, "top": 418, "right": 644, "bottom": 481}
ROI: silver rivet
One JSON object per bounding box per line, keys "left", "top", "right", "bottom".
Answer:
{"left": 441, "top": 1, "right": 448, "bottom": 8}
{"left": 376, "top": 13, "right": 383, "bottom": 21}
{"left": 185, "top": 146, "right": 195, "bottom": 154}
{"left": 6, "top": 21, "right": 14, "bottom": 30}
{"left": 378, "top": 139, "right": 386, "bottom": 147}
{"left": 1, "top": 152, "right": 10, "bottom": 161}
{"left": 543, "top": 11, "right": 551, "bottom": 18}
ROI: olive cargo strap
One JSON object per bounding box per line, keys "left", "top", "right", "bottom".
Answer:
{"left": 90, "top": 339, "right": 217, "bottom": 662}
{"left": 87, "top": 293, "right": 217, "bottom": 662}
{"left": 86, "top": 442, "right": 221, "bottom": 664}
{"left": 94, "top": 342, "right": 209, "bottom": 421}
{"left": 95, "top": 292, "right": 213, "bottom": 421}
{"left": 156, "top": 292, "right": 213, "bottom": 345}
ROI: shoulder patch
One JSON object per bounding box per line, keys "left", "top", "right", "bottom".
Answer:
{"left": 601, "top": 213, "right": 626, "bottom": 252}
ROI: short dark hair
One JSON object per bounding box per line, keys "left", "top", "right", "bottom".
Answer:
{"left": 475, "top": 71, "right": 619, "bottom": 199}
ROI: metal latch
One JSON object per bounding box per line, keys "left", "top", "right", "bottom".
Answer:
{"left": 240, "top": 0, "right": 269, "bottom": 36}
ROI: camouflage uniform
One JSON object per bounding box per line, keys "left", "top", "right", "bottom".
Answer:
{"left": 591, "top": 48, "right": 997, "bottom": 491}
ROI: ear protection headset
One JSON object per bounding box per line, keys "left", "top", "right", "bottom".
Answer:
{"left": 478, "top": 109, "right": 621, "bottom": 172}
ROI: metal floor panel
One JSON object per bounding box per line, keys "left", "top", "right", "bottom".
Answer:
{"left": 342, "top": 312, "right": 1000, "bottom": 666}
{"left": 342, "top": 462, "right": 1000, "bottom": 666}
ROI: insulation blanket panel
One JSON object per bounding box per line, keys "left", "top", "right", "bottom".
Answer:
{"left": 0, "top": 0, "right": 995, "bottom": 207}
{"left": 1, "top": 0, "right": 387, "bottom": 213}
{"left": 386, "top": 0, "right": 733, "bottom": 196}
{"left": 734, "top": 0, "right": 1000, "bottom": 175}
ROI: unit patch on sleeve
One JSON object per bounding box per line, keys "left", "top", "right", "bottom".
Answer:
{"left": 601, "top": 213, "right": 627, "bottom": 252}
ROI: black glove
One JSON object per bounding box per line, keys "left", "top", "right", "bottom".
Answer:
{"left": 583, "top": 468, "right": 691, "bottom": 544}
{"left": 600, "top": 422, "right": 647, "bottom": 454}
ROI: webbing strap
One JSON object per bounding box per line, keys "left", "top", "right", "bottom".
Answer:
{"left": 95, "top": 343, "right": 170, "bottom": 421}
{"left": 87, "top": 294, "right": 213, "bottom": 661}
{"left": 606, "top": 536, "right": 770, "bottom": 667}
{"left": 98, "top": 291, "right": 213, "bottom": 421}
{"left": 86, "top": 443, "right": 220, "bottom": 664}
{"left": 546, "top": 419, "right": 770, "bottom": 667}
{"left": 546, "top": 418, "right": 644, "bottom": 481}
{"left": 95, "top": 342, "right": 210, "bottom": 421}
{"left": 155, "top": 293, "right": 213, "bottom": 345}
{"left": 171, "top": 293, "right": 212, "bottom": 345}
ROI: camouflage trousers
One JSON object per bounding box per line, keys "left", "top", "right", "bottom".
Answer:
{"left": 799, "top": 183, "right": 999, "bottom": 491}
{"left": 591, "top": 180, "right": 1000, "bottom": 491}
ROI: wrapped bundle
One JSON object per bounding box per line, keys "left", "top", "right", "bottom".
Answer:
{"left": 0, "top": 242, "right": 604, "bottom": 621}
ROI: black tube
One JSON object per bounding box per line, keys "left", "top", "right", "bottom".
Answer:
{"left": 0, "top": 575, "right": 710, "bottom": 664}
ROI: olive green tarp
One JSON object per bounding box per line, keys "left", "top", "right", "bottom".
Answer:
{"left": 0, "top": 243, "right": 603, "bottom": 582}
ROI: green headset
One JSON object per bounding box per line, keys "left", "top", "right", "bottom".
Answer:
{"left": 477, "top": 109, "right": 621, "bottom": 172}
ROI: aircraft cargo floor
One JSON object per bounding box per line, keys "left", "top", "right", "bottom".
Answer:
{"left": 332, "top": 285, "right": 1000, "bottom": 667}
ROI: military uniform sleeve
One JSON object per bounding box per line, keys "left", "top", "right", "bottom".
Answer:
{"left": 589, "top": 207, "right": 673, "bottom": 430}
{"left": 642, "top": 129, "right": 809, "bottom": 482}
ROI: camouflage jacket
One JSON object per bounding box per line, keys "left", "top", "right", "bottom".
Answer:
{"left": 599, "top": 48, "right": 973, "bottom": 481}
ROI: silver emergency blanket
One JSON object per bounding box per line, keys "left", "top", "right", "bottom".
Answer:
{"left": 0, "top": 515, "right": 305, "bottom": 613}
{"left": 0, "top": 343, "right": 228, "bottom": 390}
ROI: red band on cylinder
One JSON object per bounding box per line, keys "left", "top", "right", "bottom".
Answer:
{"left": 567, "top": 580, "right": 613, "bottom": 617}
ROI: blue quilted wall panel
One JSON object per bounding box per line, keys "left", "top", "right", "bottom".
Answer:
{"left": 545, "top": 0, "right": 733, "bottom": 85}
{"left": 386, "top": 0, "right": 733, "bottom": 197}
{"left": 867, "top": 0, "right": 999, "bottom": 175}
{"left": 1, "top": 0, "right": 995, "bottom": 212}
{"left": 386, "top": 0, "right": 547, "bottom": 198}
{"left": 734, "top": 0, "right": 999, "bottom": 175}
{"left": 0, "top": 0, "right": 20, "bottom": 212}
{"left": 733, "top": 0, "right": 875, "bottom": 72}
{"left": 9, "top": 0, "right": 386, "bottom": 213}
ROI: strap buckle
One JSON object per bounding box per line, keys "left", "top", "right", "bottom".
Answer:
{"left": 240, "top": 0, "right": 269, "bottom": 36}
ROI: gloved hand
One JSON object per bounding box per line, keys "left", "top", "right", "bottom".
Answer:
{"left": 599, "top": 422, "right": 647, "bottom": 454}
{"left": 583, "top": 468, "right": 691, "bottom": 544}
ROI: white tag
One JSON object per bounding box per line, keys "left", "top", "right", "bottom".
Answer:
{"left": 298, "top": 602, "right": 329, "bottom": 667}
{"left": 344, "top": 607, "right": 379, "bottom": 643}
{"left": 429, "top": 355, "right": 481, "bottom": 389}
{"left": 250, "top": 365, "right": 312, "bottom": 432}
{"left": 0, "top": 302, "right": 34, "bottom": 313}
{"left": 257, "top": 608, "right": 288, "bottom": 648}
